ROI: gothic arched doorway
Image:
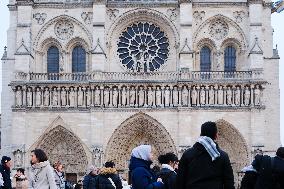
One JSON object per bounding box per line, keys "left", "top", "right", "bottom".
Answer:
{"left": 216, "top": 119, "right": 249, "bottom": 184}
{"left": 36, "top": 125, "right": 89, "bottom": 183}
{"left": 105, "top": 113, "right": 177, "bottom": 175}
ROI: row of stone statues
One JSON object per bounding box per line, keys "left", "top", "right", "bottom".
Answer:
{"left": 13, "top": 84, "right": 263, "bottom": 108}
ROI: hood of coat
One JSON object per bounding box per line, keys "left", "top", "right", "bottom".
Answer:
{"left": 99, "top": 167, "right": 117, "bottom": 175}
{"left": 31, "top": 161, "right": 50, "bottom": 169}
{"left": 129, "top": 156, "right": 152, "bottom": 172}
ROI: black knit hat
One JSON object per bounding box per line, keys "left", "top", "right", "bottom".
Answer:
{"left": 1, "top": 156, "right": 11, "bottom": 164}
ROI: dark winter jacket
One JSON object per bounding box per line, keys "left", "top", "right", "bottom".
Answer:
{"left": 157, "top": 168, "right": 176, "bottom": 189}
{"left": 83, "top": 174, "right": 97, "bottom": 189}
{"left": 240, "top": 171, "right": 258, "bottom": 189}
{"left": 129, "top": 157, "right": 164, "bottom": 189}
{"left": 252, "top": 155, "right": 284, "bottom": 189}
{"left": 176, "top": 142, "right": 234, "bottom": 189}
{"left": 0, "top": 164, "right": 12, "bottom": 189}
{"left": 95, "top": 167, "right": 122, "bottom": 189}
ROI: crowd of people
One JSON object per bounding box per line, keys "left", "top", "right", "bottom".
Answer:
{"left": 0, "top": 121, "right": 284, "bottom": 189}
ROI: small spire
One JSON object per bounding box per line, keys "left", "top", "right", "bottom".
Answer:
{"left": 1, "top": 46, "right": 8, "bottom": 60}
{"left": 4, "top": 46, "right": 7, "bottom": 52}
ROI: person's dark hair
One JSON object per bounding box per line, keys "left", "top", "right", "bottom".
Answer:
{"left": 276, "top": 147, "right": 284, "bottom": 158}
{"left": 158, "top": 153, "right": 178, "bottom": 165}
{"left": 17, "top": 168, "right": 25, "bottom": 175}
{"left": 31, "top": 149, "right": 48, "bottom": 162}
{"left": 105, "top": 161, "right": 115, "bottom": 168}
{"left": 200, "top": 121, "right": 217, "bottom": 140}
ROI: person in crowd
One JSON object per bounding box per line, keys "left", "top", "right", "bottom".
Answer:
{"left": 74, "top": 180, "right": 83, "bottom": 189}
{"left": 29, "top": 149, "right": 57, "bottom": 189}
{"left": 53, "top": 161, "right": 65, "bottom": 189}
{"left": 83, "top": 165, "right": 99, "bottom": 189}
{"left": 246, "top": 146, "right": 284, "bottom": 189}
{"left": 240, "top": 165, "right": 258, "bottom": 189}
{"left": 176, "top": 121, "right": 234, "bottom": 189}
{"left": 12, "top": 168, "right": 28, "bottom": 189}
{"left": 0, "top": 156, "right": 12, "bottom": 189}
{"left": 94, "top": 161, "right": 122, "bottom": 189}
{"left": 157, "top": 152, "right": 178, "bottom": 189}
{"left": 129, "top": 145, "right": 164, "bottom": 189}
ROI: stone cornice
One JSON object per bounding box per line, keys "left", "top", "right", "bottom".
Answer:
{"left": 106, "top": 1, "right": 179, "bottom": 8}
{"left": 33, "top": 2, "right": 93, "bottom": 9}
{"left": 192, "top": 2, "right": 247, "bottom": 7}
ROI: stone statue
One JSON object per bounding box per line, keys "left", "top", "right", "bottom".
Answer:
{"left": 181, "top": 86, "right": 189, "bottom": 106}
{"left": 172, "top": 86, "right": 179, "bottom": 107}
{"left": 35, "top": 88, "right": 42, "bottom": 107}
{"left": 78, "top": 87, "right": 84, "bottom": 106}
{"left": 43, "top": 88, "right": 50, "bottom": 107}
{"left": 254, "top": 85, "right": 261, "bottom": 106}
{"left": 112, "top": 87, "right": 119, "bottom": 107}
{"left": 138, "top": 86, "right": 145, "bottom": 107}
{"left": 164, "top": 86, "right": 171, "bottom": 107}
{"left": 121, "top": 86, "right": 128, "bottom": 107}
{"left": 86, "top": 88, "right": 91, "bottom": 107}
{"left": 16, "top": 87, "right": 22, "bottom": 107}
{"left": 244, "top": 86, "right": 250, "bottom": 106}
{"left": 208, "top": 86, "right": 215, "bottom": 105}
{"left": 191, "top": 86, "right": 197, "bottom": 106}
{"left": 61, "top": 88, "right": 67, "bottom": 106}
{"left": 129, "top": 86, "right": 136, "bottom": 107}
{"left": 27, "top": 88, "right": 33, "bottom": 107}
{"left": 52, "top": 88, "right": 58, "bottom": 106}
{"left": 217, "top": 86, "right": 224, "bottom": 105}
{"left": 234, "top": 86, "right": 241, "bottom": 106}
{"left": 200, "top": 86, "right": 206, "bottom": 105}
{"left": 226, "top": 86, "right": 232, "bottom": 105}
{"left": 104, "top": 87, "right": 110, "bottom": 107}
{"left": 155, "top": 86, "right": 162, "bottom": 107}
{"left": 14, "top": 150, "right": 22, "bottom": 168}
{"left": 94, "top": 86, "right": 101, "bottom": 107}
{"left": 69, "top": 87, "right": 76, "bottom": 107}
{"left": 147, "top": 86, "right": 154, "bottom": 107}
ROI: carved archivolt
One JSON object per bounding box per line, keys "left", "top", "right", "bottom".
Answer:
{"left": 36, "top": 125, "right": 89, "bottom": 174}
{"left": 105, "top": 113, "right": 177, "bottom": 170}
{"left": 216, "top": 119, "right": 249, "bottom": 180}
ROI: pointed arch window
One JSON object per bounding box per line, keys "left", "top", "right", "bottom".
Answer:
{"left": 72, "top": 46, "right": 86, "bottom": 73}
{"left": 200, "top": 46, "right": 212, "bottom": 72}
{"left": 47, "top": 46, "right": 59, "bottom": 73}
{"left": 224, "top": 46, "right": 236, "bottom": 72}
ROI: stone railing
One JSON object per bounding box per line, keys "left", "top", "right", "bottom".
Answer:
{"left": 11, "top": 82, "right": 265, "bottom": 111}
{"left": 14, "top": 71, "right": 264, "bottom": 82}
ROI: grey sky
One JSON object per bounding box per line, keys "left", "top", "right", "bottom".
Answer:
{"left": 0, "top": 0, "right": 283, "bottom": 144}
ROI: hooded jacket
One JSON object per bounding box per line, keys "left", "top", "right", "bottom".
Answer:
{"left": 157, "top": 165, "right": 176, "bottom": 189}
{"left": 129, "top": 157, "right": 164, "bottom": 189}
{"left": 28, "top": 161, "right": 57, "bottom": 189}
{"left": 95, "top": 167, "right": 122, "bottom": 189}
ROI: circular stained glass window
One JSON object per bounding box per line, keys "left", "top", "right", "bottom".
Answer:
{"left": 117, "top": 22, "right": 169, "bottom": 72}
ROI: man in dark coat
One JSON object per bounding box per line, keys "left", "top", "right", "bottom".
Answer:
{"left": 0, "top": 156, "right": 12, "bottom": 189}
{"left": 176, "top": 121, "right": 234, "bottom": 189}
{"left": 251, "top": 147, "right": 284, "bottom": 189}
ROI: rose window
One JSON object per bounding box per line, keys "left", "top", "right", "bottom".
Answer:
{"left": 117, "top": 22, "right": 169, "bottom": 72}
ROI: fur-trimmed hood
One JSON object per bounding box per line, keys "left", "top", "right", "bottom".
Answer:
{"left": 99, "top": 167, "right": 117, "bottom": 175}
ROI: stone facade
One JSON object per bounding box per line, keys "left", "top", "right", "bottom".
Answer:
{"left": 0, "top": 0, "right": 280, "bottom": 185}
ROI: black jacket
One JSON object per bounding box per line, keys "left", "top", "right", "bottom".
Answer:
{"left": 0, "top": 164, "right": 12, "bottom": 189}
{"left": 252, "top": 155, "right": 284, "bottom": 189}
{"left": 95, "top": 168, "right": 122, "bottom": 189}
{"left": 176, "top": 142, "right": 234, "bottom": 189}
{"left": 83, "top": 174, "right": 97, "bottom": 189}
{"left": 158, "top": 168, "right": 176, "bottom": 189}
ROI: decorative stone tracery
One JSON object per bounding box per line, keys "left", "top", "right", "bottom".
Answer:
{"left": 54, "top": 20, "right": 74, "bottom": 40}
{"left": 209, "top": 19, "right": 229, "bottom": 40}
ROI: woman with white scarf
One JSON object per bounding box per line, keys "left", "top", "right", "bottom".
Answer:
{"left": 129, "top": 145, "right": 164, "bottom": 189}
